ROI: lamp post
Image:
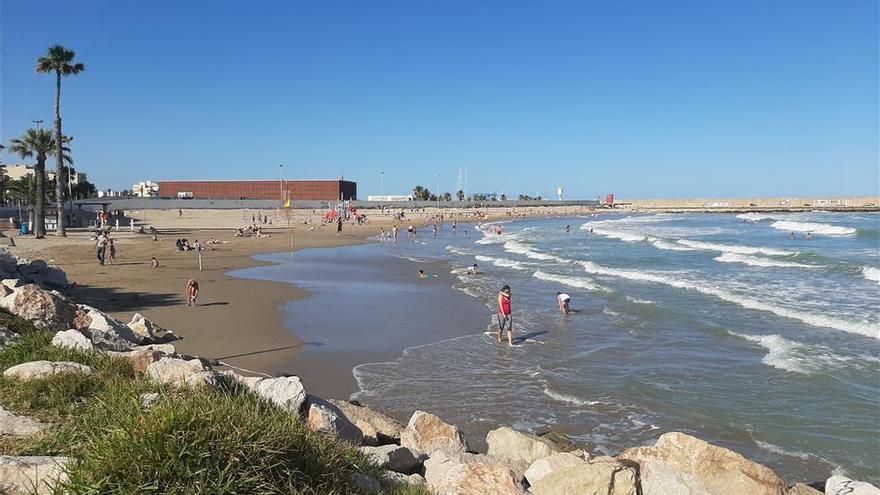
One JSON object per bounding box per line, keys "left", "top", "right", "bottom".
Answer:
{"left": 279, "top": 164, "right": 284, "bottom": 205}
{"left": 436, "top": 174, "right": 440, "bottom": 208}
{"left": 380, "top": 171, "right": 384, "bottom": 196}
{"left": 32, "top": 120, "right": 43, "bottom": 129}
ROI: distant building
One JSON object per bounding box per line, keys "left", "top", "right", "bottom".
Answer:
{"left": 157, "top": 180, "right": 357, "bottom": 201}
{"left": 367, "top": 194, "right": 413, "bottom": 202}
{"left": 5, "top": 164, "right": 86, "bottom": 184}
{"left": 97, "top": 189, "right": 124, "bottom": 198}
{"left": 132, "top": 181, "right": 159, "bottom": 197}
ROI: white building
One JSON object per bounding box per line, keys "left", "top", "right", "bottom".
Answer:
{"left": 132, "top": 181, "right": 159, "bottom": 197}
{"left": 5, "top": 164, "right": 86, "bottom": 184}
{"left": 367, "top": 194, "right": 414, "bottom": 202}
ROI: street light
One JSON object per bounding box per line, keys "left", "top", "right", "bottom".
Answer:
{"left": 279, "top": 164, "right": 284, "bottom": 205}
{"left": 436, "top": 174, "right": 440, "bottom": 208}
{"left": 32, "top": 120, "right": 43, "bottom": 129}
{"left": 380, "top": 171, "right": 384, "bottom": 196}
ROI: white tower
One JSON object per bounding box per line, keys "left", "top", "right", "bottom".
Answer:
{"left": 557, "top": 187, "right": 564, "bottom": 201}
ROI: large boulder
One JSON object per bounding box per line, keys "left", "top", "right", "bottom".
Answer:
{"left": 121, "top": 348, "right": 165, "bottom": 374}
{"left": 19, "top": 260, "right": 68, "bottom": 289}
{"left": 359, "top": 445, "right": 422, "bottom": 474}
{"left": 0, "top": 456, "right": 69, "bottom": 495}
{"left": 380, "top": 472, "right": 426, "bottom": 490}
{"left": 329, "top": 399, "right": 404, "bottom": 445}
{"left": 252, "top": 376, "right": 307, "bottom": 413}
{"left": 400, "top": 410, "right": 468, "bottom": 457}
{"left": 788, "top": 483, "right": 824, "bottom": 495}
{"left": 620, "top": 432, "right": 786, "bottom": 495}
{"left": 487, "top": 426, "right": 560, "bottom": 465}
{"left": 79, "top": 306, "right": 141, "bottom": 350}
{"left": 9, "top": 285, "right": 79, "bottom": 331}
{"left": 3, "top": 360, "right": 96, "bottom": 380}
{"left": 51, "top": 329, "right": 93, "bottom": 351}
{"left": 423, "top": 451, "right": 527, "bottom": 495}
{"left": 524, "top": 451, "right": 588, "bottom": 485}
{"left": 537, "top": 429, "right": 580, "bottom": 452}
{"left": 127, "top": 313, "right": 179, "bottom": 344}
{"left": 528, "top": 456, "right": 640, "bottom": 495}
{"left": 306, "top": 396, "right": 364, "bottom": 444}
{"left": 826, "top": 476, "right": 880, "bottom": 495}
{"left": 0, "top": 406, "right": 49, "bottom": 438}
{"left": 146, "top": 357, "right": 216, "bottom": 388}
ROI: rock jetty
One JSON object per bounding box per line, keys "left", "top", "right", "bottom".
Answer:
{"left": 0, "top": 252, "right": 877, "bottom": 494}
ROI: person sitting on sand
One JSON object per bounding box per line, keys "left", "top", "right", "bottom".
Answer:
{"left": 497, "top": 285, "right": 513, "bottom": 346}
{"left": 150, "top": 257, "right": 159, "bottom": 268}
{"left": 467, "top": 263, "right": 479, "bottom": 275}
{"left": 185, "top": 279, "right": 199, "bottom": 307}
{"left": 557, "top": 291, "right": 571, "bottom": 316}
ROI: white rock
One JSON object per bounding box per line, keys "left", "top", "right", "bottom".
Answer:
{"left": 8, "top": 285, "right": 79, "bottom": 331}
{"left": 307, "top": 397, "right": 364, "bottom": 444}
{"left": 2, "top": 278, "right": 23, "bottom": 289}
{"left": 400, "top": 410, "right": 468, "bottom": 457}
{"left": 528, "top": 456, "right": 640, "bottom": 495}
{"left": 620, "top": 432, "right": 786, "bottom": 495}
{"left": 0, "top": 406, "right": 49, "bottom": 438}
{"left": 486, "top": 426, "right": 559, "bottom": 465}
{"left": 253, "top": 376, "right": 307, "bottom": 413}
{"left": 423, "top": 450, "right": 527, "bottom": 495}
{"left": 127, "top": 313, "right": 178, "bottom": 343}
{"left": 83, "top": 307, "right": 142, "bottom": 346}
{"left": 329, "top": 399, "right": 404, "bottom": 445}
{"left": 380, "top": 471, "right": 426, "bottom": 490}
{"left": 3, "top": 360, "right": 96, "bottom": 380}
{"left": 51, "top": 329, "right": 93, "bottom": 351}
{"left": 146, "top": 357, "right": 214, "bottom": 387}
{"left": 0, "top": 456, "right": 69, "bottom": 495}
{"left": 524, "top": 451, "right": 587, "bottom": 485}
{"left": 826, "top": 475, "right": 880, "bottom": 495}
{"left": 359, "top": 445, "right": 422, "bottom": 474}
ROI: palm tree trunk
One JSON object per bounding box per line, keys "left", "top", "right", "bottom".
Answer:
{"left": 54, "top": 70, "right": 66, "bottom": 237}
{"left": 34, "top": 159, "right": 46, "bottom": 238}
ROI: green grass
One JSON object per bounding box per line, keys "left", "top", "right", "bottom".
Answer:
{"left": 0, "top": 310, "right": 431, "bottom": 494}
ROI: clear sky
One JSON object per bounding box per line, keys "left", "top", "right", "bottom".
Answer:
{"left": 1, "top": 0, "right": 877, "bottom": 199}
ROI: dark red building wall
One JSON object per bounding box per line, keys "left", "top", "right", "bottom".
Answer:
{"left": 158, "top": 180, "right": 356, "bottom": 200}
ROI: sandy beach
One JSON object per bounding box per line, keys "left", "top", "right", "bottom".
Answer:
{"left": 4, "top": 205, "right": 594, "bottom": 382}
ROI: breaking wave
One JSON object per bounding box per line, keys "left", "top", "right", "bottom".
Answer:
{"left": 730, "top": 332, "right": 812, "bottom": 374}
{"left": 862, "top": 266, "right": 880, "bottom": 284}
{"left": 714, "top": 252, "right": 818, "bottom": 269}
{"left": 677, "top": 239, "right": 796, "bottom": 256}
{"left": 770, "top": 220, "right": 857, "bottom": 236}
{"left": 533, "top": 270, "right": 608, "bottom": 292}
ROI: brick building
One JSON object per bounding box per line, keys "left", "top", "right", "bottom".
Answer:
{"left": 157, "top": 180, "right": 357, "bottom": 201}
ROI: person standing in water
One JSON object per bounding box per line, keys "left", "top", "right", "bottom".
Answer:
{"left": 497, "top": 285, "right": 513, "bottom": 346}
{"left": 557, "top": 291, "right": 571, "bottom": 316}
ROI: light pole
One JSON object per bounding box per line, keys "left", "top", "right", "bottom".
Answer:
{"left": 436, "top": 174, "right": 440, "bottom": 208}
{"left": 380, "top": 171, "right": 384, "bottom": 196}
{"left": 32, "top": 120, "right": 43, "bottom": 129}
{"left": 279, "top": 164, "right": 284, "bottom": 205}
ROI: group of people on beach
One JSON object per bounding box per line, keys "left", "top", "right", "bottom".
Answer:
{"left": 494, "top": 285, "right": 571, "bottom": 346}
{"left": 94, "top": 231, "right": 118, "bottom": 266}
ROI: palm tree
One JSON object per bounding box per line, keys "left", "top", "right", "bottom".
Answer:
{"left": 7, "top": 128, "right": 61, "bottom": 238}
{"left": 37, "top": 44, "right": 85, "bottom": 237}
{"left": 8, "top": 175, "right": 38, "bottom": 205}
{"left": 456, "top": 190, "right": 465, "bottom": 201}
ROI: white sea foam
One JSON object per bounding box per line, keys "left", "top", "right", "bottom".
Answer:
{"left": 714, "top": 252, "right": 818, "bottom": 269}
{"left": 533, "top": 270, "right": 607, "bottom": 292}
{"left": 589, "top": 228, "right": 648, "bottom": 243}
{"left": 542, "top": 385, "right": 597, "bottom": 407}
{"left": 504, "top": 240, "right": 564, "bottom": 262}
{"left": 755, "top": 440, "right": 812, "bottom": 460}
{"left": 475, "top": 255, "right": 528, "bottom": 271}
{"left": 770, "top": 220, "right": 857, "bottom": 236}
{"left": 736, "top": 213, "right": 778, "bottom": 222}
{"left": 862, "top": 266, "right": 880, "bottom": 284}
{"left": 677, "top": 239, "right": 796, "bottom": 256}
{"left": 730, "top": 332, "right": 811, "bottom": 373}
{"left": 651, "top": 239, "right": 698, "bottom": 251}
{"left": 626, "top": 295, "right": 655, "bottom": 305}
{"left": 578, "top": 260, "right": 880, "bottom": 339}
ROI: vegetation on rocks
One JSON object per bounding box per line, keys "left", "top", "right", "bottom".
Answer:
{"left": 0, "top": 310, "right": 430, "bottom": 494}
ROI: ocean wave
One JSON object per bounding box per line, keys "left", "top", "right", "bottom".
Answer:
{"left": 862, "top": 266, "right": 880, "bottom": 284}
{"left": 730, "top": 332, "right": 811, "bottom": 374}
{"left": 533, "top": 270, "right": 608, "bottom": 292}
{"left": 754, "top": 440, "right": 812, "bottom": 460}
{"left": 736, "top": 213, "right": 778, "bottom": 222}
{"left": 475, "top": 254, "right": 529, "bottom": 271}
{"left": 589, "top": 228, "right": 648, "bottom": 243}
{"left": 714, "top": 252, "right": 818, "bottom": 269}
{"left": 504, "top": 240, "right": 564, "bottom": 262}
{"left": 578, "top": 261, "right": 879, "bottom": 339}
{"left": 626, "top": 296, "right": 655, "bottom": 305}
{"left": 770, "top": 220, "right": 857, "bottom": 236}
{"left": 542, "top": 385, "right": 598, "bottom": 407}
{"left": 651, "top": 239, "right": 698, "bottom": 251}
{"left": 677, "top": 239, "right": 796, "bottom": 256}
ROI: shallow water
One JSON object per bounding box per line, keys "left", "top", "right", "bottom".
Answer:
{"left": 244, "top": 212, "right": 880, "bottom": 483}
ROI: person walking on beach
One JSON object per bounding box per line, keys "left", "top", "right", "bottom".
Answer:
{"left": 497, "top": 285, "right": 513, "bottom": 346}
{"left": 185, "top": 279, "right": 199, "bottom": 306}
{"left": 108, "top": 238, "right": 118, "bottom": 264}
{"left": 557, "top": 291, "right": 571, "bottom": 316}
{"left": 336, "top": 216, "right": 343, "bottom": 236}
{"left": 95, "top": 232, "right": 108, "bottom": 266}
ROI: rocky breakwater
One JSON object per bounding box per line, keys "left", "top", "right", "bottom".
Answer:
{"left": 0, "top": 253, "right": 877, "bottom": 494}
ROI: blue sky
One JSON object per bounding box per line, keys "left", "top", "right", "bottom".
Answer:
{"left": 1, "top": 0, "right": 877, "bottom": 199}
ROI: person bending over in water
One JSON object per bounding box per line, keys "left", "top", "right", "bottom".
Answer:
{"left": 418, "top": 270, "right": 438, "bottom": 279}
{"left": 497, "top": 285, "right": 513, "bottom": 346}
{"left": 150, "top": 257, "right": 159, "bottom": 268}
{"left": 467, "top": 263, "right": 479, "bottom": 275}
{"left": 557, "top": 291, "right": 571, "bottom": 316}
{"left": 185, "top": 279, "right": 200, "bottom": 306}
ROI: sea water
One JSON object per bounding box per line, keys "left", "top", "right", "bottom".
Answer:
{"left": 351, "top": 212, "right": 880, "bottom": 483}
